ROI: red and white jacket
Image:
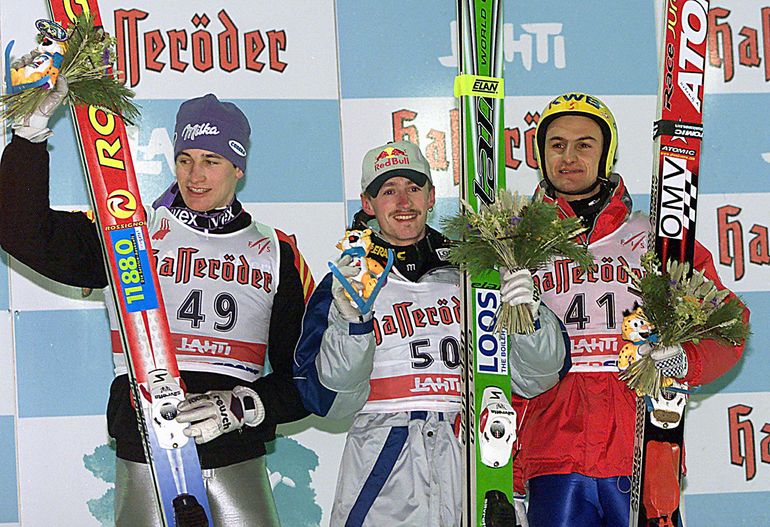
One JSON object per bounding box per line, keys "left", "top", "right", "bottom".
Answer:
{"left": 515, "top": 174, "right": 749, "bottom": 485}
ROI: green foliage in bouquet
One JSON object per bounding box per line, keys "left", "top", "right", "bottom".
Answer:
{"left": 620, "top": 252, "right": 750, "bottom": 397}
{"left": 1, "top": 13, "right": 139, "bottom": 124}
{"left": 443, "top": 189, "right": 594, "bottom": 334}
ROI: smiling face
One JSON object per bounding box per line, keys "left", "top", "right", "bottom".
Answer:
{"left": 361, "top": 176, "right": 435, "bottom": 246}
{"left": 543, "top": 115, "right": 604, "bottom": 201}
{"left": 175, "top": 149, "right": 244, "bottom": 212}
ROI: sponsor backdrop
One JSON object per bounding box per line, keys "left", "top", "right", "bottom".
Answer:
{"left": 0, "top": 0, "right": 767, "bottom": 525}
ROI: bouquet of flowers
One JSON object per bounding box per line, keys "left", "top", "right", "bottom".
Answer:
{"left": 443, "top": 189, "right": 593, "bottom": 334}
{"left": 620, "top": 252, "right": 750, "bottom": 397}
{"left": 1, "top": 13, "right": 138, "bottom": 124}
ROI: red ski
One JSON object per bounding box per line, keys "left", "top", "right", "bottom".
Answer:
{"left": 47, "top": 1, "right": 211, "bottom": 525}
{"left": 630, "top": 0, "right": 710, "bottom": 525}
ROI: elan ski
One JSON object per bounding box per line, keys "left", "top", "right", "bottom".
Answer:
{"left": 455, "top": 1, "right": 517, "bottom": 526}
{"left": 629, "top": 0, "right": 709, "bottom": 525}
{"left": 46, "top": 1, "right": 212, "bottom": 525}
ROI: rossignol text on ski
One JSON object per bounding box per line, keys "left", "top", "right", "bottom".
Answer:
{"left": 46, "top": 1, "right": 211, "bottom": 525}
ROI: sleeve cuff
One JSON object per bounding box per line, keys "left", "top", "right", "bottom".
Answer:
{"left": 349, "top": 313, "right": 374, "bottom": 335}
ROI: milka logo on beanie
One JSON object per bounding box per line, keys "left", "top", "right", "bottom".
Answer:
{"left": 181, "top": 122, "right": 220, "bottom": 141}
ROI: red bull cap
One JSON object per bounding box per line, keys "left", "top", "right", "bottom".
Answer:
{"left": 361, "top": 140, "right": 432, "bottom": 197}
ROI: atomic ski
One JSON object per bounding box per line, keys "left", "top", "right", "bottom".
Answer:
{"left": 46, "top": 2, "right": 212, "bottom": 525}
{"left": 629, "top": 0, "right": 710, "bottom": 525}
{"left": 455, "top": 1, "right": 517, "bottom": 526}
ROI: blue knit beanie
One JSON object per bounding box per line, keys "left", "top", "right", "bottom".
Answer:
{"left": 173, "top": 93, "right": 251, "bottom": 171}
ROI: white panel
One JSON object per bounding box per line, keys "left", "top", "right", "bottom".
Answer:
{"left": 341, "top": 95, "right": 657, "bottom": 201}
{"left": 696, "top": 193, "right": 770, "bottom": 292}
{"left": 0, "top": 312, "right": 15, "bottom": 416}
{"left": 242, "top": 201, "right": 347, "bottom": 280}
{"left": 685, "top": 391, "right": 770, "bottom": 494}
{"left": 17, "top": 416, "right": 112, "bottom": 527}
{"left": 341, "top": 97, "right": 459, "bottom": 200}
{"left": 704, "top": 1, "right": 770, "bottom": 94}
{"left": 1, "top": 1, "right": 339, "bottom": 100}
{"left": 9, "top": 260, "right": 106, "bottom": 313}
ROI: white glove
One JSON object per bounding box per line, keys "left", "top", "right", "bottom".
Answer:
{"left": 331, "top": 254, "right": 367, "bottom": 321}
{"left": 175, "top": 385, "right": 265, "bottom": 444}
{"left": 638, "top": 343, "right": 688, "bottom": 378}
{"left": 500, "top": 268, "right": 540, "bottom": 319}
{"left": 12, "top": 76, "right": 68, "bottom": 143}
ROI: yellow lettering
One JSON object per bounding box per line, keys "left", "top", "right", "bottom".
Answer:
{"left": 88, "top": 106, "right": 115, "bottom": 136}
{"left": 96, "top": 138, "right": 125, "bottom": 169}
{"left": 64, "top": 0, "right": 91, "bottom": 23}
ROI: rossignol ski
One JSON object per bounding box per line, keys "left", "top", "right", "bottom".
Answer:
{"left": 47, "top": 1, "right": 212, "bottom": 525}
{"left": 629, "top": 1, "right": 709, "bottom": 525}
{"left": 455, "top": 1, "right": 517, "bottom": 526}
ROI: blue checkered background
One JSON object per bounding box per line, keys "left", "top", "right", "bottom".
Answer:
{"left": 1, "top": 1, "right": 768, "bottom": 525}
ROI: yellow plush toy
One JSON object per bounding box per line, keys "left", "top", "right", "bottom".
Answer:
{"left": 9, "top": 36, "right": 66, "bottom": 90}
{"left": 617, "top": 304, "right": 654, "bottom": 370}
{"left": 335, "top": 229, "right": 385, "bottom": 300}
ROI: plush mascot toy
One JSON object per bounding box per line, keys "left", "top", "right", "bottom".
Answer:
{"left": 618, "top": 303, "right": 654, "bottom": 370}
{"left": 5, "top": 19, "right": 68, "bottom": 94}
{"left": 328, "top": 228, "right": 394, "bottom": 315}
